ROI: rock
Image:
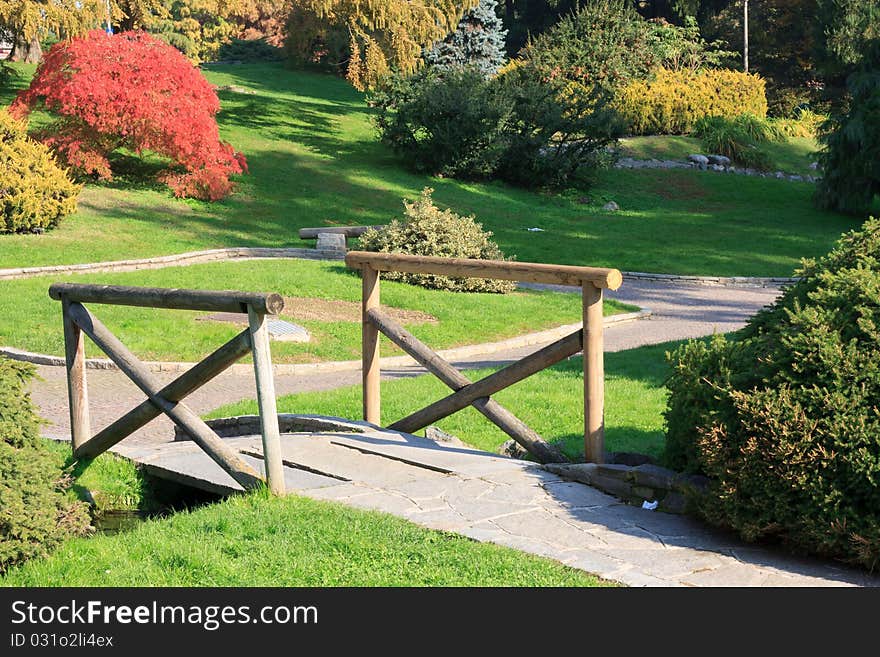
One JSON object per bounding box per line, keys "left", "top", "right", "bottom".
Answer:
{"left": 710, "top": 164, "right": 725, "bottom": 172}
{"left": 577, "top": 196, "right": 592, "bottom": 204}
{"left": 789, "top": 174, "right": 804, "bottom": 182}
{"left": 809, "top": 161, "right": 820, "bottom": 170}
{"left": 602, "top": 201, "right": 619, "bottom": 212}
{"left": 707, "top": 154, "right": 731, "bottom": 166}
{"left": 265, "top": 319, "right": 310, "bottom": 343}
{"left": 606, "top": 451, "right": 656, "bottom": 467}
{"left": 425, "top": 425, "right": 465, "bottom": 447}
{"left": 688, "top": 154, "right": 709, "bottom": 165}
{"left": 629, "top": 464, "right": 677, "bottom": 490}
{"left": 658, "top": 492, "right": 688, "bottom": 514}
{"left": 774, "top": 171, "right": 786, "bottom": 179}
{"left": 316, "top": 232, "right": 347, "bottom": 253}
{"left": 500, "top": 439, "right": 528, "bottom": 460}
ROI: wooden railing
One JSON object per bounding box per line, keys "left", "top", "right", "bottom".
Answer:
{"left": 49, "top": 283, "right": 286, "bottom": 495}
{"left": 344, "top": 252, "right": 623, "bottom": 464}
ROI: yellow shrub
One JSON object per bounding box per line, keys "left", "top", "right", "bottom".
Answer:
{"left": 0, "top": 109, "right": 80, "bottom": 234}
{"left": 615, "top": 68, "right": 768, "bottom": 135}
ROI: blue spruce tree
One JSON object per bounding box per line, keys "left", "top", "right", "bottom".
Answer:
{"left": 424, "top": 0, "right": 507, "bottom": 77}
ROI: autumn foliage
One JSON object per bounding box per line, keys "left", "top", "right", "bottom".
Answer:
{"left": 12, "top": 30, "right": 247, "bottom": 201}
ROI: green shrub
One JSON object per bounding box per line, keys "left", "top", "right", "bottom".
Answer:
{"left": 371, "top": 67, "right": 512, "bottom": 180}
{"left": 664, "top": 219, "right": 880, "bottom": 569}
{"left": 217, "top": 38, "right": 284, "bottom": 63}
{"left": 773, "top": 108, "right": 827, "bottom": 139}
{"left": 521, "top": 0, "right": 657, "bottom": 92}
{"left": 693, "top": 115, "right": 774, "bottom": 170}
{"left": 371, "top": 64, "right": 620, "bottom": 189}
{"left": 615, "top": 67, "right": 768, "bottom": 135}
{"left": 0, "top": 109, "right": 80, "bottom": 234}
{"left": 0, "top": 358, "right": 91, "bottom": 573}
{"left": 357, "top": 188, "right": 516, "bottom": 293}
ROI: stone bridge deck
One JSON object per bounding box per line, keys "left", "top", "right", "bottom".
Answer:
{"left": 105, "top": 419, "right": 879, "bottom": 588}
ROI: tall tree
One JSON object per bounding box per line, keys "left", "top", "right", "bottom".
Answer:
{"left": 287, "top": 0, "right": 479, "bottom": 89}
{"left": 424, "top": 0, "right": 507, "bottom": 76}
{"left": 0, "top": 0, "right": 103, "bottom": 62}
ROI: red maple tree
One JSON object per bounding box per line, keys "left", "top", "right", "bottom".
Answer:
{"left": 12, "top": 30, "right": 247, "bottom": 201}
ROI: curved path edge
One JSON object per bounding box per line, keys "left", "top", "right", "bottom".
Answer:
{"left": 1, "top": 246, "right": 798, "bottom": 287}
{"left": 0, "top": 310, "right": 651, "bottom": 375}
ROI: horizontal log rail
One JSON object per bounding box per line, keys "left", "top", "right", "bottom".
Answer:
{"left": 345, "top": 253, "right": 622, "bottom": 464}
{"left": 49, "top": 283, "right": 284, "bottom": 315}
{"left": 52, "top": 284, "right": 287, "bottom": 495}
{"left": 345, "top": 251, "right": 623, "bottom": 290}
{"left": 299, "top": 225, "right": 382, "bottom": 239}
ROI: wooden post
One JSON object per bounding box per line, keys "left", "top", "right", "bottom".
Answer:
{"left": 583, "top": 283, "right": 605, "bottom": 463}
{"left": 362, "top": 266, "right": 381, "bottom": 425}
{"left": 61, "top": 297, "right": 90, "bottom": 452}
{"left": 247, "top": 306, "right": 285, "bottom": 496}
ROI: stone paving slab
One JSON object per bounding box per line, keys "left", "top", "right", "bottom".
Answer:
{"left": 100, "top": 430, "right": 880, "bottom": 587}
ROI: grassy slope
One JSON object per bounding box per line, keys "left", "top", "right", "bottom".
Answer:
{"left": 1, "top": 493, "right": 608, "bottom": 586}
{"left": 0, "top": 259, "right": 631, "bottom": 362}
{"left": 211, "top": 340, "right": 676, "bottom": 461}
{"left": 0, "top": 63, "right": 860, "bottom": 277}
{"left": 620, "top": 134, "right": 821, "bottom": 176}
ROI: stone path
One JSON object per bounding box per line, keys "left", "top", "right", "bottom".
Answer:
{"left": 28, "top": 277, "right": 878, "bottom": 587}
{"left": 112, "top": 425, "right": 879, "bottom": 587}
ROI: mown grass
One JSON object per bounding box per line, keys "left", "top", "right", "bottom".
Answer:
{"left": 0, "top": 63, "right": 861, "bottom": 277}
{"left": 620, "top": 134, "right": 821, "bottom": 176}
{"left": 211, "top": 340, "right": 676, "bottom": 462}
{"left": 0, "top": 259, "right": 631, "bottom": 362}
{"left": 0, "top": 493, "right": 611, "bottom": 586}
{"left": 43, "top": 439, "right": 156, "bottom": 512}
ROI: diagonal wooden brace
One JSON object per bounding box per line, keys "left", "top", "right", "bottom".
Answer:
{"left": 390, "top": 328, "right": 583, "bottom": 434}
{"left": 367, "top": 308, "right": 567, "bottom": 464}
{"left": 74, "top": 329, "right": 253, "bottom": 459}
{"left": 65, "top": 302, "right": 264, "bottom": 491}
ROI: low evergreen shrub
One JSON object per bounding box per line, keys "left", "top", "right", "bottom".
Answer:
{"left": 615, "top": 67, "right": 768, "bottom": 135}
{"left": 0, "top": 109, "right": 80, "bottom": 234}
{"left": 664, "top": 220, "right": 880, "bottom": 569}
{"left": 0, "top": 358, "right": 90, "bottom": 573}
{"left": 357, "top": 188, "right": 516, "bottom": 293}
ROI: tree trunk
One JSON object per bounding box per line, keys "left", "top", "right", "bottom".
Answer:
{"left": 10, "top": 33, "right": 42, "bottom": 63}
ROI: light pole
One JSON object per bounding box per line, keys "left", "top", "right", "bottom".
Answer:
{"left": 743, "top": 0, "right": 749, "bottom": 72}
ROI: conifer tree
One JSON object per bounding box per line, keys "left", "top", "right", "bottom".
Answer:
{"left": 424, "top": 0, "right": 507, "bottom": 77}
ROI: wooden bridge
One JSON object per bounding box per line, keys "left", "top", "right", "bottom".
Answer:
{"left": 51, "top": 253, "right": 622, "bottom": 496}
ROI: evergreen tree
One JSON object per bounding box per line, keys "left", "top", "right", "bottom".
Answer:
{"left": 424, "top": 0, "right": 507, "bottom": 76}
{"left": 815, "top": 41, "right": 880, "bottom": 215}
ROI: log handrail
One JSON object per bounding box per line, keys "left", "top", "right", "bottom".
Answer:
{"left": 345, "top": 251, "right": 623, "bottom": 290}
{"left": 346, "top": 252, "right": 619, "bottom": 463}
{"left": 49, "top": 283, "right": 284, "bottom": 315}
{"left": 52, "top": 283, "right": 287, "bottom": 495}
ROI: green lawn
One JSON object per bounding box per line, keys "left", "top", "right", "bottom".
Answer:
{"left": 0, "top": 492, "right": 609, "bottom": 586}
{"left": 0, "top": 259, "right": 632, "bottom": 362}
{"left": 0, "top": 63, "right": 861, "bottom": 277}
{"left": 211, "top": 340, "right": 675, "bottom": 462}
{"left": 620, "top": 134, "right": 821, "bottom": 176}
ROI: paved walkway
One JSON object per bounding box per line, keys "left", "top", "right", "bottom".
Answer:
{"left": 115, "top": 424, "right": 878, "bottom": 587}
{"left": 29, "top": 278, "right": 878, "bottom": 587}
